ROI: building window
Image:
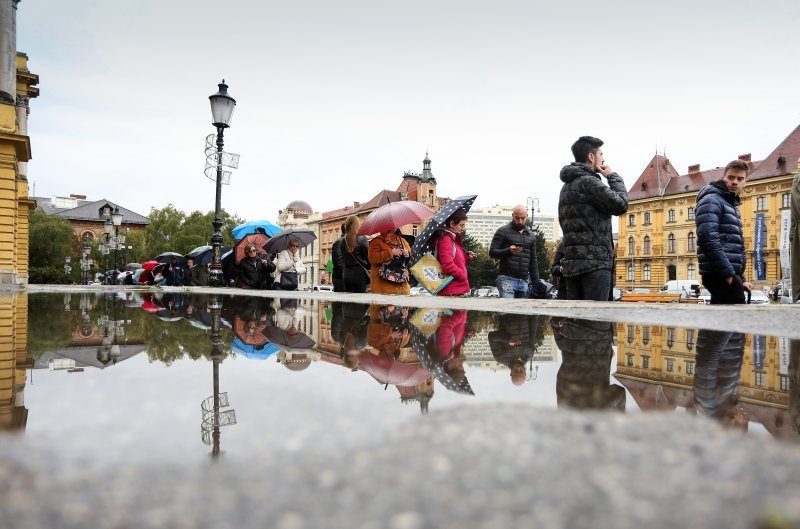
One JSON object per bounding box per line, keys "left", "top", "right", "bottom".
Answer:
{"left": 687, "top": 264, "right": 696, "bottom": 280}
{"left": 687, "top": 207, "right": 695, "bottom": 221}
{"left": 642, "top": 356, "right": 650, "bottom": 369}
{"left": 666, "top": 359, "right": 674, "bottom": 372}
{"left": 626, "top": 354, "right": 634, "bottom": 367}
{"left": 666, "top": 328, "right": 675, "bottom": 348}
{"left": 783, "top": 193, "right": 791, "bottom": 209}
{"left": 628, "top": 237, "right": 635, "bottom": 256}
{"left": 643, "top": 236, "right": 651, "bottom": 255}
{"left": 628, "top": 214, "right": 635, "bottom": 227}
{"left": 754, "top": 371, "right": 765, "bottom": 388}
{"left": 686, "top": 361, "right": 695, "bottom": 375}
{"left": 412, "top": 225, "right": 418, "bottom": 236}
{"left": 627, "top": 264, "right": 635, "bottom": 281}
{"left": 667, "top": 233, "right": 676, "bottom": 253}
{"left": 756, "top": 196, "right": 766, "bottom": 211}
{"left": 686, "top": 329, "right": 695, "bottom": 350}
{"left": 642, "top": 326, "right": 650, "bottom": 345}
{"left": 643, "top": 264, "right": 651, "bottom": 281}
{"left": 687, "top": 232, "right": 696, "bottom": 252}
{"left": 627, "top": 324, "right": 634, "bottom": 343}
{"left": 644, "top": 212, "right": 651, "bottom": 225}
{"left": 780, "top": 375, "right": 789, "bottom": 391}
{"left": 668, "top": 209, "right": 676, "bottom": 222}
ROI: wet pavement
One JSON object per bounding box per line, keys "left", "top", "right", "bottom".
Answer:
{"left": 1, "top": 287, "right": 799, "bottom": 528}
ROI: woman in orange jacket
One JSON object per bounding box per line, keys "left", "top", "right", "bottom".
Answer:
{"left": 368, "top": 230, "right": 412, "bottom": 295}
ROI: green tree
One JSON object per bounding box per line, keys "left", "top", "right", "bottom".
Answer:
{"left": 144, "top": 204, "right": 186, "bottom": 257}
{"left": 525, "top": 221, "right": 551, "bottom": 281}
{"left": 29, "top": 209, "right": 76, "bottom": 268}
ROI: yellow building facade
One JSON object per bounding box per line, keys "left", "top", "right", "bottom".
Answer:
{"left": 618, "top": 123, "right": 800, "bottom": 291}
{"left": 0, "top": 294, "right": 30, "bottom": 430}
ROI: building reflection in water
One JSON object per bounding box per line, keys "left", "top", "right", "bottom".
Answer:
{"left": 552, "top": 317, "right": 625, "bottom": 411}
{"left": 616, "top": 323, "right": 798, "bottom": 439}
{"left": 0, "top": 294, "right": 31, "bottom": 430}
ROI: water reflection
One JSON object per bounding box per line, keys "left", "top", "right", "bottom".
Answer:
{"left": 2, "top": 293, "right": 798, "bottom": 448}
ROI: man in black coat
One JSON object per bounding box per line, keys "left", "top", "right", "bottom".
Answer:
{"left": 489, "top": 205, "right": 539, "bottom": 298}
{"left": 558, "top": 136, "right": 628, "bottom": 300}
{"left": 331, "top": 223, "right": 345, "bottom": 292}
{"left": 695, "top": 159, "right": 753, "bottom": 304}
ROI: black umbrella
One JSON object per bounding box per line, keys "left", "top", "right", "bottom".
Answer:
{"left": 189, "top": 246, "right": 230, "bottom": 266}
{"left": 408, "top": 323, "right": 474, "bottom": 395}
{"left": 155, "top": 252, "right": 186, "bottom": 267}
{"left": 410, "top": 195, "right": 477, "bottom": 262}
{"left": 263, "top": 326, "right": 316, "bottom": 350}
{"left": 262, "top": 227, "right": 317, "bottom": 254}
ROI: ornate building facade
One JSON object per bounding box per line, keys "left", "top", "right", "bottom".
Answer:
{"left": 618, "top": 124, "right": 800, "bottom": 290}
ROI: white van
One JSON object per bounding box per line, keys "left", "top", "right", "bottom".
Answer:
{"left": 660, "top": 280, "right": 701, "bottom": 299}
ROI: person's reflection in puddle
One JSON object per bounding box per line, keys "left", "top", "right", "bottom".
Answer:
{"left": 551, "top": 317, "right": 625, "bottom": 410}
{"left": 367, "top": 305, "right": 411, "bottom": 358}
{"left": 488, "top": 314, "right": 544, "bottom": 386}
{"left": 693, "top": 329, "right": 749, "bottom": 431}
{"left": 409, "top": 309, "right": 473, "bottom": 395}
{"left": 330, "top": 302, "right": 370, "bottom": 371}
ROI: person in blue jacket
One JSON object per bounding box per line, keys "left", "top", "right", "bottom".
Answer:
{"left": 695, "top": 159, "right": 753, "bottom": 304}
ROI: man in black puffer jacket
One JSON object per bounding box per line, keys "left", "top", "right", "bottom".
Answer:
{"left": 489, "top": 205, "right": 539, "bottom": 298}
{"left": 696, "top": 159, "right": 753, "bottom": 304}
{"left": 558, "top": 136, "right": 628, "bottom": 300}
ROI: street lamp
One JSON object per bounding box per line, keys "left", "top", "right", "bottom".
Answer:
{"left": 527, "top": 196, "right": 540, "bottom": 229}
{"left": 64, "top": 256, "right": 72, "bottom": 280}
{"left": 82, "top": 234, "right": 91, "bottom": 285}
{"left": 123, "top": 227, "right": 130, "bottom": 265}
{"left": 103, "top": 217, "right": 113, "bottom": 283}
{"left": 208, "top": 80, "right": 236, "bottom": 287}
{"left": 112, "top": 206, "right": 123, "bottom": 274}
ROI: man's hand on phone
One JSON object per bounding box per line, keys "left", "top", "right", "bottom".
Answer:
{"left": 510, "top": 245, "right": 522, "bottom": 254}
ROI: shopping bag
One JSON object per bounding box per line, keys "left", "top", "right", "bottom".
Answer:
{"left": 409, "top": 307, "right": 452, "bottom": 337}
{"left": 409, "top": 252, "right": 454, "bottom": 294}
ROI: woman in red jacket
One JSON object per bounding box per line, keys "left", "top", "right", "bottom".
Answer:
{"left": 435, "top": 208, "right": 475, "bottom": 296}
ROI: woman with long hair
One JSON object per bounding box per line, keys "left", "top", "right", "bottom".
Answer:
{"left": 434, "top": 208, "right": 475, "bottom": 296}
{"left": 342, "top": 215, "right": 371, "bottom": 293}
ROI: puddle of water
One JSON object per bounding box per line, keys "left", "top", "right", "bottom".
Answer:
{"left": 1, "top": 292, "right": 796, "bottom": 466}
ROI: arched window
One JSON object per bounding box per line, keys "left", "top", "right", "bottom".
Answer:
{"left": 643, "top": 264, "right": 651, "bottom": 281}
{"left": 643, "top": 236, "right": 651, "bottom": 255}
{"left": 687, "top": 232, "right": 696, "bottom": 252}
{"left": 667, "top": 233, "right": 676, "bottom": 253}
{"left": 628, "top": 237, "right": 635, "bottom": 256}
{"left": 627, "top": 264, "right": 635, "bottom": 281}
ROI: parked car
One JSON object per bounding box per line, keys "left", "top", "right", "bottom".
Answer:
{"left": 779, "top": 282, "right": 794, "bottom": 304}
{"left": 311, "top": 285, "right": 333, "bottom": 292}
{"left": 748, "top": 290, "right": 771, "bottom": 305}
{"left": 410, "top": 286, "right": 432, "bottom": 296}
{"left": 475, "top": 286, "right": 499, "bottom": 298}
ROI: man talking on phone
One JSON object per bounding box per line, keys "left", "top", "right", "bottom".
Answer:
{"left": 558, "top": 136, "right": 628, "bottom": 300}
{"left": 489, "top": 204, "right": 539, "bottom": 298}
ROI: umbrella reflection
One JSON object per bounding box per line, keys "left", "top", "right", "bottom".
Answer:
{"left": 409, "top": 309, "right": 474, "bottom": 396}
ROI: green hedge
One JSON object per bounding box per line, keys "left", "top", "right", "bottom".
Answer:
{"left": 28, "top": 266, "right": 73, "bottom": 284}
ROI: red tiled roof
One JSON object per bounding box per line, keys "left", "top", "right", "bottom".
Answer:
{"left": 397, "top": 176, "right": 419, "bottom": 201}
{"left": 747, "top": 123, "right": 800, "bottom": 181}
{"left": 663, "top": 167, "right": 725, "bottom": 196}
{"left": 627, "top": 155, "right": 681, "bottom": 201}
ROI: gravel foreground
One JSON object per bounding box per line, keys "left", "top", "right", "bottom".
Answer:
{"left": 1, "top": 404, "right": 799, "bottom": 529}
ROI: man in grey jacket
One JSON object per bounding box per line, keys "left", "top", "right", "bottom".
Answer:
{"left": 558, "top": 136, "right": 628, "bottom": 300}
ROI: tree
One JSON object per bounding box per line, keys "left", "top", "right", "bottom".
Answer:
{"left": 29, "top": 209, "right": 75, "bottom": 268}
{"left": 142, "top": 205, "right": 245, "bottom": 259}
{"left": 526, "top": 221, "right": 551, "bottom": 281}
{"left": 144, "top": 204, "right": 186, "bottom": 257}
{"left": 462, "top": 230, "right": 498, "bottom": 288}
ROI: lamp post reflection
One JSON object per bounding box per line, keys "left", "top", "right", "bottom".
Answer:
{"left": 200, "top": 294, "right": 236, "bottom": 457}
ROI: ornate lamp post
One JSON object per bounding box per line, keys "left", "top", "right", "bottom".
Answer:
{"left": 63, "top": 256, "right": 72, "bottom": 283}
{"left": 103, "top": 218, "right": 113, "bottom": 283}
{"left": 207, "top": 80, "right": 237, "bottom": 287}
{"left": 201, "top": 294, "right": 236, "bottom": 456}
{"left": 112, "top": 207, "right": 123, "bottom": 274}
{"left": 526, "top": 196, "right": 540, "bottom": 229}
{"left": 123, "top": 227, "right": 130, "bottom": 265}
{"left": 81, "top": 234, "right": 91, "bottom": 285}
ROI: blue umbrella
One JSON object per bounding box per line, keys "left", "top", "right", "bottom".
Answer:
{"left": 232, "top": 220, "right": 282, "bottom": 240}
{"left": 232, "top": 338, "right": 281, "bottom": 359}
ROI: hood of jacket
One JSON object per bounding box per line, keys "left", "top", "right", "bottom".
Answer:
{"left": 560, "top": 162, "right": 599, "bottom": 184}
{"left": 698, "top": 179, "right": 741, "bottom": 207}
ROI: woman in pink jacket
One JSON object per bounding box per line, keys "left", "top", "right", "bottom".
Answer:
{"left": 434, "top": 208, "right": 475, "bottom": 296}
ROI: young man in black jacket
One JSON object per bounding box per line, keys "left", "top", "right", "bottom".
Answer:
{"left": 489, "top": 205, "right": 539, "bottom": 298}
{"left": 558, "top": 136, "right": 628, "bottom": 300}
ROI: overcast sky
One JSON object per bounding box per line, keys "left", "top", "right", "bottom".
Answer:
{"left": 18, "top": 0, "right": 800, "bottom": 223}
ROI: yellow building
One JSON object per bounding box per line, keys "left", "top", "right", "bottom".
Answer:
{"left": 618, "top": 124, "right": 800, "bottom": 290}
{"left": 0, "top": 0, "right": 39, "bottom": 284}
{"left": 0, "top": 293, "right": 30, "bottom": 430}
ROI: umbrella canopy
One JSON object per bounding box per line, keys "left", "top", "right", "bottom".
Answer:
{"left": 410, "top": 195, "right": 477, "bottom": 261}
{"left": 357, "top": 201, "right": 434, "bottom": 236}
{"left": 262, "top": 227, "right": 317, "bottom": 254}
{"left": 155, "top": 252, "right": 186, "bottom": 267}
{"left": 124, "top": 262, "right": 142, "bottom": 272}
{"left": 189, "top": 246, "right": 230, "bottom": 267}
{"left": 220, "top": 249, "right": 237, "bottom": 282}
{"left": 409, "top": 326, "right": 474, "bottom": 395}
{"left": 131, "top": 268, "right": 145, "bottom": 283}
{"left": 186, "top": 245, "right": 212, "bottom": 257}
{"left": 142, "top": 260, "right": 159, "bottom": 272}
{"left": 232, "top": 315, "right": 269, "bottom": 346}
{"left": 232, "top": 220, "right": 282, "bottom": 240}
{"left": 263, "top": 326, "right": 316, "bottom": 350}
{"left": 234, "top": 234, "right": 270, "bottom": 265}
{"left": 358, "top": 351, "right": 430, "bottom": 387}
{"left": 232, "top": 338, "right": 281, "bottom": 360}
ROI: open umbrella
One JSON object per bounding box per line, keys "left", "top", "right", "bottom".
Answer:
{"left": 220, "top": 249, "right": 237, "bottom": 282}
{"left": 232, "top": 220, "right": 282, "bottom": 240}
{"left": 262, "top": 227, "right": 317, "bottom": 254}
{"left": 263, "top": 326, "right": 316, "bottom": 350}
{"left": 124, "top": 262, "right": 142, "bottom": 272}
{"left": 234, "top": 233, "right": 271, "bottom": 265}
{"left": 357, "top": 201, "right": 434, "bottom": 236}
{"left": 232, "top": 315, "right": 269, "bottom": 346}
{"left": 409, "top": 325, "right": 474, "bottom": 395}
{"left": 410, "top": 195, "right": 477, "bottom": 261}
{"left": 190, "top": 246, "right": 230, "bottom": 266}
{"left": 232, "top": 338, "right": 281, "bottom": 360}
{"left": 155, "top": 252, "right": 186, "bottom": 267}
{"left": 358, "top": 351, "right": 430, "bottom": 387}
{"left": 142, "top": 260, "right": 159, "bottom": 272}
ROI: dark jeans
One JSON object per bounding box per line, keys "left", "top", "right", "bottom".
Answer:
{"left": 332, "top": 276, "right": 345, "bottom": 292}
{"left": 566, "top": 269, "right": 611, "bottom": 301}
{"left": 702, "top": 274, "right": 746, "bottom": 305}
